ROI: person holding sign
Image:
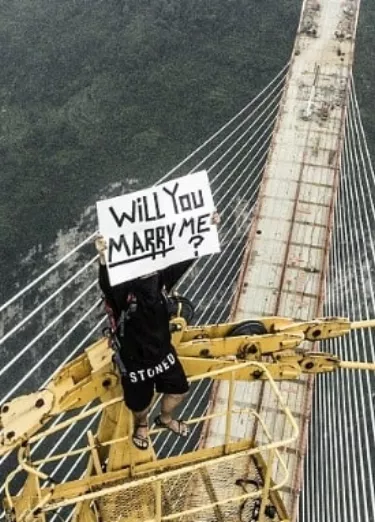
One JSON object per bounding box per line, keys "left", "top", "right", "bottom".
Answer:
{"left": 95, "top": 212, "right": 219, "bottom": 451}
{"left": 96, "top": 171, "right": 221, "bottom": 286}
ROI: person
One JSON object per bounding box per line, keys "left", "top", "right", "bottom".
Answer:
{"left": 95, "top": 210, "right": 220, "bottom": 450}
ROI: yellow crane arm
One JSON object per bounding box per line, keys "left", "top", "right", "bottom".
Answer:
{"left": 1, "top": 315, "right": 375, "bottom": 457}
{"left": 0, "top": 338, "right": 117, "bottom": 456}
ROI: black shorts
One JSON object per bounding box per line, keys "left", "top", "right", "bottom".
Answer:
{"left": 121, "top": 350, "right": 189, "bottom": 412}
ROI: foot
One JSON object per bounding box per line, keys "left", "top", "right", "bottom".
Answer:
{"left": 132, "top": 424, "right": 149, "bottom": 450}
{"left": 154, "top": 414, "right": 189, "bottom": 437}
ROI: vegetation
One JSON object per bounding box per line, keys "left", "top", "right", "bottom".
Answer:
{"left": 0, "top": 0, "right": 300, "bottom": 292}
{"left": 354, "top": 3, "right": 375, "bottom": 157}
{"left": 0, "top": 0, "right": 374, "bottom": 297}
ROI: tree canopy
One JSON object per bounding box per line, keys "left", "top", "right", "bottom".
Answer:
{"left": 0, "top": 0, "right": 374, "bottom": 296}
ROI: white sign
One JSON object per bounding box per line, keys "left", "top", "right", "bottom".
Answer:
{"left": 96, "top": 170, "right": 221, "bottom": 286}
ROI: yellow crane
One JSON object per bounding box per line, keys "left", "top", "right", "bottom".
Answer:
{"left": 1, "top": 313, "right": 374, "bottom": 522}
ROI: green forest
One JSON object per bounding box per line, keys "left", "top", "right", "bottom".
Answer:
{"left": 0, "top": 0, "right": 374, "bottom": 296}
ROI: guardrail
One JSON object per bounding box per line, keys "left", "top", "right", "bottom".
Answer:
{"left": 4, "top": 362, "right": 299, "bottom": 522}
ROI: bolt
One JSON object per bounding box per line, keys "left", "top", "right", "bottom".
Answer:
{"left": 35, "top": 398, "right": 45, "bottom": 408}
{"left": 305, "top": 362, "right": 314, "bottom": 370}
{"left": 200, "top": 349, "right": 210, "bottom": 357}
{"left": 265, "top": 505, "right": 277, "bottom": 518}
{"left": 252, "top": 370, "right": 263, "bottom": 379}
{"left": 6, "top": 431, "right": 15, "bottom": 440}
{"left": 102, "top": 379, "right": 111, "bottom": 388}
{"left": 2, "top": 405, "right": 9, "bottom": 414}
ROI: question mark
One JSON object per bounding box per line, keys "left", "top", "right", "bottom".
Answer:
{"left": 189, "top": 235, "right": 204, "bottom": 257}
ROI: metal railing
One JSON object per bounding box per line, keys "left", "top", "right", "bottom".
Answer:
{"left": 4, "top": 362, "right": 299, "bottom": 522}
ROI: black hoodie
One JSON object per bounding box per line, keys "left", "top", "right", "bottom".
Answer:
{"left": 99, "top": 260, "right": 193, "bottom": 365}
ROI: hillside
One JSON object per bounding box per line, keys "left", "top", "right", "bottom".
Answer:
{"left": 0, "top": 0, "right": 373, "bottom": 300}
{"left": 0, "top": 0, "right": 301, "bottom": 299}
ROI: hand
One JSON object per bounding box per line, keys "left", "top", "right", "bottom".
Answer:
{"left": 211, "top": 210, "right": 221, "bottom": 226}
{"left": 95, "top": 235, "right": 107, "bottom": 253}
{"left": 95, "top": 235, "right": 107, "bottom": 264}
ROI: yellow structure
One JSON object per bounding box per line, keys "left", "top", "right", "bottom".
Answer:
{"left": 1, "top": 315, "right": 374, "bottom": 521}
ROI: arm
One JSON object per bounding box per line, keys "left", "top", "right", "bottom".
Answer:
{"left": 95, "top": 235, "right": 112, "bottom": 298}
{"left": 99, "top": 263, "right": 112, "bottom": 297}
{"left": 98, "top": 257, "right": 133, "bottom": 320}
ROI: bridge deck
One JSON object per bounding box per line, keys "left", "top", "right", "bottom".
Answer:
{"left": 201, "top": 0, "right": 361, "bottom": 517}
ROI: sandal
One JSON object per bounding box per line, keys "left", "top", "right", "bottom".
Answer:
{"left": 132, "top": 424, "right": 149, "bottom": 450}
{"left": 154, "top": 415, "right": 189, "bottom": 437}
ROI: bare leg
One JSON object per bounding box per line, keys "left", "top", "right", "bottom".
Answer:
{"left": 133, "top": 407, "right": 149, "bottom": 440}
{"left": 158, "top": 393, "right": 189, "bottom": 435}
